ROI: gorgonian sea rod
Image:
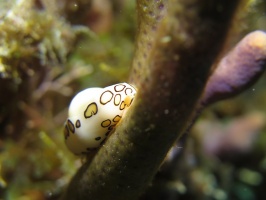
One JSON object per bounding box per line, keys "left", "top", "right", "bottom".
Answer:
{"left": 62, "top": 1, "right": 266, "bottom": 200}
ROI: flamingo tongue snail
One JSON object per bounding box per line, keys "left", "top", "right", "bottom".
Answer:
{"left": 63, "top": 83, "right": 137, "bottom": 155}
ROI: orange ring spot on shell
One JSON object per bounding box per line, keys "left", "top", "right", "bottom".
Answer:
{"left": 67, "top": 119, "right": 75, "bottom": 133}
{"left": 101, "top": 119, "right": 112, "bottom": 128}
{"left": 114, "top": 84, "right": 126, "bottom": 92}
{"left": 119, "top": 101, "right": 126, "bottom": 110}
{"left": 113, "top": 115, "right": 122, "bottom": 122}
{"left": 100, "top": 90, "right": 114, "bottom": 105}
{"left": 75, "top": 119, "right": 81, "bottom": 128}
{"left": 84, "top": 102, "right": 98, "bottom": 118}
{"left": 125, "top": 88, "right": 133, "bottom": 95}
{"left": 114, "top": 94, "right": 121, "bottom": 106}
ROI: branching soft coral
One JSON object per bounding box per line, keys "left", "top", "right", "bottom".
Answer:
{"left": 62, "top": 0, "right": 266, "bottom": 199}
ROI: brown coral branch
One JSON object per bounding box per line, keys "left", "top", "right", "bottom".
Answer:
{"left": 62, "top": 0, "right": 241, "bottom": 199}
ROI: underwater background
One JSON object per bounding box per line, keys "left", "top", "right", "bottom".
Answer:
{"left": 0, "top": 0, "right": 266, "bottom": 199}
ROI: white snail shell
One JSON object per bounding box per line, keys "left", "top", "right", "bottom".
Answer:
{"left": 64, "top": 83, "right": 137, "bottom": 155}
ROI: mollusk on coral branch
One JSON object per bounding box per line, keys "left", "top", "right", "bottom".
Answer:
{"left": 64, "top": 83, "right": 137, "bottom": 155}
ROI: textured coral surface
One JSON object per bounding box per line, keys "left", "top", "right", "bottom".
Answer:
{"left": 1, "top": 0, "right": 266, "bottom": 200}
